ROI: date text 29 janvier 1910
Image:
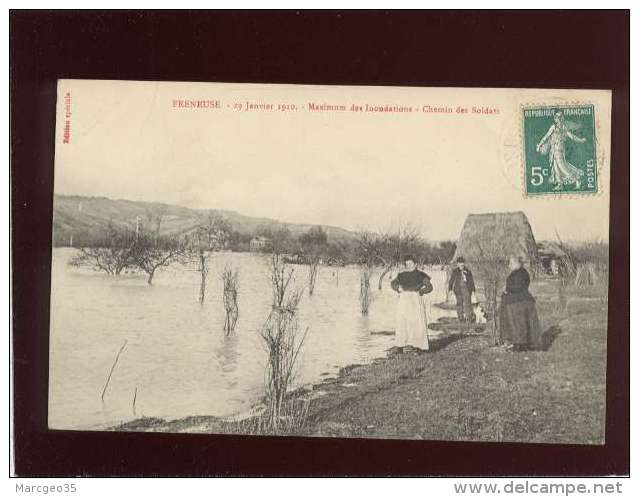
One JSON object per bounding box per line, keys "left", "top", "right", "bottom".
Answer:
{"left": 171, "top": 99, "right": 499, "bottom": 115}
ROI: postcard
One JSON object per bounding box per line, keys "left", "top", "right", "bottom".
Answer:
{"left": 50, "top": 80, "right": 611, "bottom": 444}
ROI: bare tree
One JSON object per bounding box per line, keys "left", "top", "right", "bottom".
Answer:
{"left": 359, "top": 265, "right": 374, "bottom": 315}
{"left": 375, "top": 226, "right": 424, "bottom": 290}
{"left": 221, "top": 265, "right": 240, "bottom": 334}
{"left": 69, "top": 224, "right": 136, "bottom": 275}
{"left": 307, "top": 260, "right": 320, "bottom": 295}
{"left": 130, "top": 230, "right": 187, "bottom": 285}
{"left": 353, "top": 226, "right": 434, "bottom": 314}
{"left": 196, "top": 249, "right": 209, "bottom": 303}
{"left": 259, "top": 254, "right": 308, "bottom": 430}
{"left": 353, "top": 227, "right": 424, "bottom": 291}
{"left": 70, "top": 247, "right": 128, "bottom": 276}
{"left": 299, "top": 226, "right": 327, "bottom": 295}
{"left": 354, "top": 231, "right": 379, "bottom": 314}
{"left": 187, "top": 215, "right": 232, "bottom": 303}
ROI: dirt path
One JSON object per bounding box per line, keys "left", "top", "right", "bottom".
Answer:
{"left": 303, "top": 287, "right": 607, "bottom": 444}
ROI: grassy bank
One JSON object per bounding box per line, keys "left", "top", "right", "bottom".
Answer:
{"left": 114, "top": 278, "right": 607, "bottom": 444}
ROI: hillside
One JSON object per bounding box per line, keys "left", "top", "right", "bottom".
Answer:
{"left": 52, "top": 194, "right": 357, "bottom": 247}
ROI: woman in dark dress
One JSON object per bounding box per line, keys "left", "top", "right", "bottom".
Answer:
{"left": 390, "top": 255, "right": 433, "bottom": 351}
{"left": 499, "top": 256, "right": 542, "bottom": 351}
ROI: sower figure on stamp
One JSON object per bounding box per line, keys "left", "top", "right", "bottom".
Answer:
{"left": 448, "top": 256, "right": 476, "bottom": 323}
{"left": 536, "top": 110, "right": 587, "bottom": 191}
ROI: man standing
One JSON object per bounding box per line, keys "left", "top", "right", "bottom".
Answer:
{"left": 448, "top": 256, "right": 476, "bottom": 322}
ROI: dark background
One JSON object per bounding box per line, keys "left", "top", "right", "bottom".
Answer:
{"left": 10, "top": 10, "right": 630, "bottom": 476}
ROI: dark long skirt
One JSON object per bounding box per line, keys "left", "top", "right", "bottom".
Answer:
{"left": 499, "top": 299, "right": 542, "bottom": 348}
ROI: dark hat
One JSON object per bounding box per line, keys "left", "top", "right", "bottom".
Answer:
{"left": 455, "top": 256, "right": 466, "bottom": 263}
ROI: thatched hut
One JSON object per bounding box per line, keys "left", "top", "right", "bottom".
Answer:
{"left": 452, "top": 211, "right": 538, "bottom": 264}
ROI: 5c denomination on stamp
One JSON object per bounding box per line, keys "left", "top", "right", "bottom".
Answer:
{"left": 522, "top": 104, "right": 597, "bottom": 196}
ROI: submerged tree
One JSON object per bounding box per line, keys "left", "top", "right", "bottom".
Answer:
{"left": 129, "top": 229, "right": 187, "bottom": 285}
{"left": 353, "top": 226, "right": 436, "bottom": 314}
{"left": 352, "top": 226, "right": 425, "bottom": 292}
{"left": 359, "top": 265, "right": 374, "bottom": 315}
{"left": 188, "top": 215, "right": 232, "bottom": 303}
{"left": 354, "top": 231, "right": 378, "bottom": 315}
{"left": 68, "top": 224, "right": 136, "bottom": 275}
{"left": 306, "top": 261, "right": 319, "bottom": 295}
{"left": 221, "top": 265, "right": 240, "bottom": 334}
{"left": 299, "top": 226, "right": 328, "bottom": 295}
{"left": 259, "top": 255, "right": 307, "bottom": 430}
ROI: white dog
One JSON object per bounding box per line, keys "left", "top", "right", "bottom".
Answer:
{"left": 473, "top": 304, "right": 487, "bottom": 324}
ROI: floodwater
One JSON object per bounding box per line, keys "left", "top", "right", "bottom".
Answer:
{"left": 48, "top": 249, "right": 452, "bottom": 430}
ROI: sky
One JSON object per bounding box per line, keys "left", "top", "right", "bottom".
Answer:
{"left": 54, "top": 81, "right": 611, "bottom": 242}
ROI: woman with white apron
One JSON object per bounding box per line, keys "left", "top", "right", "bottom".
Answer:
{"left": 390, "top": 255, "right": 433, "bottom": 351}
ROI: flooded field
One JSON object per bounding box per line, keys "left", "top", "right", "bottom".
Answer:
{"left": 48, "top": 248, "right": 451, "bottom": 430}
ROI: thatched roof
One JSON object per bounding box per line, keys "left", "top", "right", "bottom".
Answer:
{"left": 452, "top": 211, "right": 538, "bottom": 263}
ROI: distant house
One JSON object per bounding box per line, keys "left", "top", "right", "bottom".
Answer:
{"left": 249, "top": 236, "right": 272, "bottom": 251}
{"left": 452, "top": 211, "right": 539, "bottom": 264}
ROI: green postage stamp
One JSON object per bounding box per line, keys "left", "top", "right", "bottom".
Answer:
{"left": 522, "top": 104, "right": 597, "bottom": 196}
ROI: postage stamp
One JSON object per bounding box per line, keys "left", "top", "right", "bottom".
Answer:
{"left": 522, "top": 104, "right": 597, "bottom": 196}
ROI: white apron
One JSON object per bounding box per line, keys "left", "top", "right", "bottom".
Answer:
{"left": 396, "top": 291, "right": 430, "bottom": 350}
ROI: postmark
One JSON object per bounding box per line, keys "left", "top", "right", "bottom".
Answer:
{"left": 521, "top": 104, "right": 597, "bottom": 196}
